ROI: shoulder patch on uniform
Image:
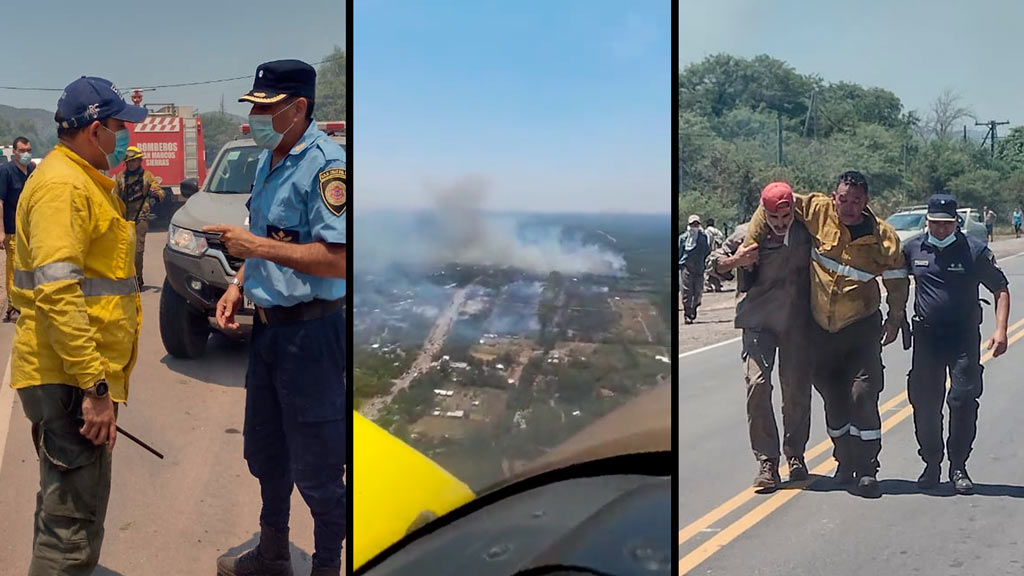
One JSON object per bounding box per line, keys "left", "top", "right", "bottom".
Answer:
{"left": 318, "top": 168, "right": 346, "bottom": 216}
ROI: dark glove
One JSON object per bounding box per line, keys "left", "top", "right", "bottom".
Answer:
{"left": 901, "top": 318, "right": 912, "bottom": 351}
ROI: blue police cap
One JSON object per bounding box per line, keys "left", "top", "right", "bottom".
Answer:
{"left": 56, "top": 76, "right": 148, "bottom": 129}
{"left": 239, "top": 60, "right": 316, "bottom": 105}
{"left": 926, "top": 194, "right": 958, "bottom": 222}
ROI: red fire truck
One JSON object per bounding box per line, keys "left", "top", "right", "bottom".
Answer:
{"left": 109, "top": 100, "right": 207, "bottom": 200}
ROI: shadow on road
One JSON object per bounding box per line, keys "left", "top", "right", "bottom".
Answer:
{"left": 160, "top": 334, "right": 250, "bottom": 388}
{"left": 94, "top": 566, "right": 128, "bottom": 576}
{"left": 221, "top": 531, "right": 314, "bottom": 573}
{"left": 803, "top": 476, "right": 1024, "bottom": 498}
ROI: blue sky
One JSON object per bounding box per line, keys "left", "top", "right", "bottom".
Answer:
{"left": 679, "top": 0, "right": 1024, "bottom": 127}
{"left": 0, "top": 0, "right": 345, "bottom": 118}
{"left": 355, "top": 0, "right": 670, "bottom": 214}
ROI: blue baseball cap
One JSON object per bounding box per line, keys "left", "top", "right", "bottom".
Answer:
{"left": 56, "top": 76, "right": 148, "bottom": 129}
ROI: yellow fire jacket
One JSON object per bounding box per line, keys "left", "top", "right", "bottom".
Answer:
{"left": 746, "top": 192, "right": 909, "bottom": 334}
{"left": 10, "top": 144, "right": 141, "bottom": 401}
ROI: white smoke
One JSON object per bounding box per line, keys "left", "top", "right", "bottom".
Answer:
{"left": 424, "top": 177, "right": 626, "bottom": 276}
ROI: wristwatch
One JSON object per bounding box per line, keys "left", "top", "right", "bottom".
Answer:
{"left": 84, "top": 380, "right": 109, "bottom": 399}
{"left": 230, "top": 277, "right": 244, "bottom": 293}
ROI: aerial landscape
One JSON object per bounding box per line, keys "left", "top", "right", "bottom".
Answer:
{"left": 354, "top": 189, "right": 671, "bottom": 491}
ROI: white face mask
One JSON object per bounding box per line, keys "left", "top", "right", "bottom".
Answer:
{"left": 927, "top": 232, "right": 957, "bottom": 249}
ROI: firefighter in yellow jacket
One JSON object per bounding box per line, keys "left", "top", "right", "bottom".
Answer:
{"left": 746, "top": 171, "right": 910, "bottom": 498}
{"left": 10, "top": 76, "right": 145, "bottom": 574}
{"left": 113, "top": 145, "right": 164, "bottom": 288}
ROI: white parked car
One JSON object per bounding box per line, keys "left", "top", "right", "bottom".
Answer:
{"left": 886, "top": 205, "right": 988, "bottom": 245}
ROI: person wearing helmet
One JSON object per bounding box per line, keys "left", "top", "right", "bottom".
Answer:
{"left": 113, "top": 145, "right": 164, "bottom": 288}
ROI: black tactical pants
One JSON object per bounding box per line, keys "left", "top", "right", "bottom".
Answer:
{"left": 907, "top": 321, "right": 983, "bottom": 470}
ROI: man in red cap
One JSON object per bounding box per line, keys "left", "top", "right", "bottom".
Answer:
{"left": 709, "top": 182, "right": 814, "bottom": 489}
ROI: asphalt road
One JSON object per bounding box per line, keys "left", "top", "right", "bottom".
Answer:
{"left": 678, "top": 246, "right": 1024, "bottom": 575}
{"left": 0, "top": 231, "right": 333, "bottom": 575}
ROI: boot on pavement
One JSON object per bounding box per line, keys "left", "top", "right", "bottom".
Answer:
{"left": 833, "top": 463, "right": 855, "bottom": 486}
{"left": 951, "top": 469, "right": 974, "bottom": 495}
{"left": 753, "top": 459, "right": 781, "bottom": 490}
{"left": 916, "top": 463, "right": 941, "bottom": 489}
{"left": 217, "top": 524, "right": 293, "bottom": 576}
{"left": 311, "top": 565, "right": 342, "bottom": 576}
{"left": 787, "top": 457, "right": 808, "bottom": 482}
{"left": 857, "top": 475, "right": 881, "bottom": 498}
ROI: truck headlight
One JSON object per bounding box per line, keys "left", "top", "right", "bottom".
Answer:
{"left": 168, "top": 223, "right": 208, "bottom": 256}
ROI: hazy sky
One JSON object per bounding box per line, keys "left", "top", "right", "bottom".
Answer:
{"left": 0, "top": 0, "right": 345, "bottom": 118}
{"left": 355, "top": 0, "right": 670, "bottom": 214}
{"left": 679, "top": 0, "right": 1024, "bottom": 127}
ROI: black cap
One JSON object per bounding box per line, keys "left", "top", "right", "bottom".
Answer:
{"left": 239, "top": 59, "right": 316, "bottom": 105}
{"left": 926, "top": 194, "right": 958, "bottom": 222}
{"left": 56, "top": 76, "right": 148, "bottom": 129}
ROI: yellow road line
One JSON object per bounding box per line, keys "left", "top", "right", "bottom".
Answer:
{"left": 679, "top": 321, "right": 1024, "bottom": 574}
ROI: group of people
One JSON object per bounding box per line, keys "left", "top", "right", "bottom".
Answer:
{"left": 7, "top": 60, "right": 346, "bottom": 576}
{"left": 708, "top": 172, "right": 1010, "bottom": 497}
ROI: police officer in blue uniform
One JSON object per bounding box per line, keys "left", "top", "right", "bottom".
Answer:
{"left": 205, "top": 60, "right": 347, "bottom": 576}
{"left": 903, "top": 194, "right": 1009, "bottom": 494}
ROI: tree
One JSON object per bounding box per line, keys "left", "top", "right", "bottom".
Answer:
{"left": 316, "top": 46, "right": 346, "bottom": 121}
{"left": 925, "top": 89, "right": 974, "bottom": 140}
{"left": 198, "top": 112, "right": 243, "bottom": 168}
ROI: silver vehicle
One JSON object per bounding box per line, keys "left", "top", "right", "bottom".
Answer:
{"left": 160, "top": 122, "right": 346, "bottom": 358}
{"left": 886, "top": 205, "right": 988, "bottom": 246}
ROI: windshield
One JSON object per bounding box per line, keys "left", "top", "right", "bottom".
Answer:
{"left": 206, "top": 145, "right": 262, "bottom": 194}
{"left": 887, "top": 212, "right": 925, "bottom": 230}
{"left": 353, "top": 1, "right": 670, "bottom": 566}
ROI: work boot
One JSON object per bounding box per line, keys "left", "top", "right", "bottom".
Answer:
{"left": 857, "top": 475, "right": 881, "bottom": 498}
{"left": 951, "top": 469, "right": 974, "bottom": 495}
{"left": 310, "top": 565, "right": 341, "bottom": 576}
{"left": 833, "top": 463, "right": 855, "bottom": 486}
{"left": 217, "top": 524, "right": 293, "bottom": 576}
{"left": 787, "top": 457, "right": 808, "bottom": 482}
{"left": 753, "top": 459, "right": 781, "bottom": 490}
{"left": 916, "top": 463, "right": 941, "bottom": 490}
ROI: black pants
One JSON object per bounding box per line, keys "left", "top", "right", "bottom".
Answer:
{"left": 907, "top": 321, "right": 983, "bottom": 470}
{"left": 244, "top": 309, "right": 347, "bottom": 568}
{"left": 812, "top": 312, "right": 885, "bottom": 476}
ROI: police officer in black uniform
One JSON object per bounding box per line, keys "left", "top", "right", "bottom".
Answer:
{"left": 903, "top": 194, "right": 1010, "bottom": 493}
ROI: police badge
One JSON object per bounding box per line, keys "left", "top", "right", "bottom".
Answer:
{"left": 319, "top": 168, "right": 346, "bottom": 216}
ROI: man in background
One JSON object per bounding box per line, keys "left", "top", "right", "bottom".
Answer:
{"left": 0, "top": 136, "right": 34, "bottom": 321}
{"left": 113, "top": 145, "right": 164, "bottom": 288}
{"left": 679, "top": 214, "right": 710, "bottom": 324}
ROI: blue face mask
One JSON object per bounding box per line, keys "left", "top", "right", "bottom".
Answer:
{"left": 97, "top": 125, "right": 131, "bottom": 170}
{"left": 17, "top": 152, "right": 32, "bottom": 167}
{"left": 928, "top": 232, "right": 957, "bottom": 248}
{"left": 248, "top": 99, "right": 298, "bottom": 151}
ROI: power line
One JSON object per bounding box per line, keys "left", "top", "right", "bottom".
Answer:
{"left": 0, "top": 55, "right": 343, "bottom": 93}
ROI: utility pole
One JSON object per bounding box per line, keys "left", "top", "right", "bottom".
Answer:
{"left": 977, "top": 120, "right": 1010, "bottom": 157}
{"left": 963, "top": 125, "right": 967, "bottom": 143}
{"left": 803, "top": 90, "right": 816, "bottom": 138}
{"left": 777, "top": 110, "right": 784, "bottom": 165}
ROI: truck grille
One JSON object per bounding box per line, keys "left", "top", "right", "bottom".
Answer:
{"left": 204, "top": 236, "right": 245, "bottom": 272}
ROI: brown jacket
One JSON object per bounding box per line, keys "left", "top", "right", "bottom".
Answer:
{"left": 711, "top": 221, "right": 812, "bottom": 334}
{"left": 745, "top": 193, "right": 909, "bottom": 334}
